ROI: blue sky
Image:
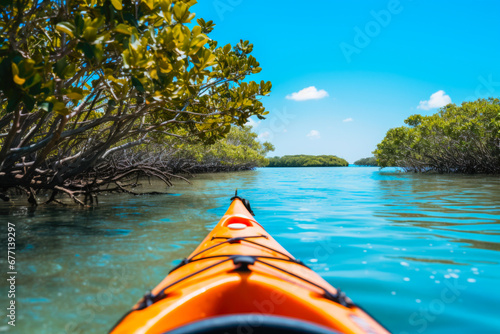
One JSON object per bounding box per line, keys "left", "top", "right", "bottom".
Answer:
{"left": 193, "top": 0, "right": 500, "bottom": 163}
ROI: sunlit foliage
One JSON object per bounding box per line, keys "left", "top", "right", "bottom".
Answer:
{"left": 375, "top": 98, "right": 500, "bottom": 174}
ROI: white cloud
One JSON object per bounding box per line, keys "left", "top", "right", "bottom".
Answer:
{"left": 343, "top": 117, "right": 353, "bottom": 122}
{"left": 286, "top": 86, "right": 329, "bottom": 101}
{"left": 417, "top": 90, "right": 451, "bottom": 110}
{"left": 306, "top": 130, "right": 320, "bottom": 139}
{"left": 258, "top": 131, "right": 270, "bottom": 140}
{"left": 245, "top": 118, "right": 260, "bottom": 128}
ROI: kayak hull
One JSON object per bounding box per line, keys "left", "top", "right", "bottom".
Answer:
{"left": 110, "top": 198, "right": 389, "bottom": 334}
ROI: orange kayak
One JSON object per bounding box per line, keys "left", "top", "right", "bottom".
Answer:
{"left": 110, "top": 195, "right": 389, "bottom": 334}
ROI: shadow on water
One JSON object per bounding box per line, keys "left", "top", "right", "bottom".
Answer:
{"left": 0, "top": 194, "right": 168, "bottom": 252}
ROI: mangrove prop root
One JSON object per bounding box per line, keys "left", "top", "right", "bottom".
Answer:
{"left": 0, "top": 146, "right": 258, "bottom": 206}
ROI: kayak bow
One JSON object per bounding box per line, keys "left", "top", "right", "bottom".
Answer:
{"left": 110, "top": 195, "right": 389, "bottom": 334}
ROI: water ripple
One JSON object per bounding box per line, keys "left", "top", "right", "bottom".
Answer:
{"left": 0, "top": 167, "right": 499, "bottom": 333}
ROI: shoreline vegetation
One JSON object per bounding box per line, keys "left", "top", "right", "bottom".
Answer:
{"left": 267, "top": 155, "right": 348, "bottom": 167}
{"left": 375, "top": 98, "right": 500, "bottom": 174}
{"left": 168, "top": 126, "right": 273, "bottom": 174}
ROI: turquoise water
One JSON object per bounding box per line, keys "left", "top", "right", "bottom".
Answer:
{"left": 1, "top": 167, "right": 499, "bottom": 333}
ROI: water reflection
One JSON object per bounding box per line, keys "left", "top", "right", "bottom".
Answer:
{"left": 374, "top": 172, "right": 500, "bottom": 244}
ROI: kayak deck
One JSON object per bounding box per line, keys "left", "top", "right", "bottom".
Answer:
{"left": 110, "top": 196, "right": 389, "bottom": 334}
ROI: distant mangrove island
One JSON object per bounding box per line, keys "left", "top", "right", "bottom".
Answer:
{"left": 267, "top": 155, "right": 348, "bottom": 167}
{"left": 353, "top": 157, "right": 378, "bottom": 166}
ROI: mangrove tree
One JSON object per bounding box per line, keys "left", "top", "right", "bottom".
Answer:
{"left": 374, "top": 98, "right": 500, "bottom": 174}
{"left": 0, "top": 0, "right": 271, "bottom": 204}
